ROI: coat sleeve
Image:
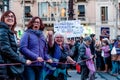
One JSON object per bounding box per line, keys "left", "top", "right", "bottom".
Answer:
{"left": 19, "top": 32, "right": 38, "bottom": 60}
{"left": 43, "top": 42, "right": 50, "bottom": 60}
{"left": 0, "top": 29, "right": 26, "bottom": 64}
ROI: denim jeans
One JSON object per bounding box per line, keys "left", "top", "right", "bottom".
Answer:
{"left": 111, "top": 61, "right": 119, "bottom": 74}
{"left": 23, "top": 66, "right": 45, "bottom": 80}
{"left": 118, "top": 61, "right": 120, "bottom": 73}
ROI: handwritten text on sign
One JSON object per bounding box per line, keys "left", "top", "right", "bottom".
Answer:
{"left": 54, "top": 20, "right": 84, "bottom": 37}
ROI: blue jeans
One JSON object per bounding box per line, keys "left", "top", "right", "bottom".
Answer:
{"left": 118, "top": 61, "right": 120, "bottom": 72}
{"left": 111, "top": 61, "right": 119, "bottom": 74}
{"left": 24, "top": 66, "right": 45, "bottom": 80}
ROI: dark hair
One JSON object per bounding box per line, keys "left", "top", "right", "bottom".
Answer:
{"left": 103, "top": 40, "right": 109, "bottom": 45}
{"left": 90, "top": 34, "right": 95, "bottom": 38}
{"left": 1, "top": 10, "right": 17, "bottom": 32}
{"left": 27, "top": 16, "right": 45, "bottom": 31}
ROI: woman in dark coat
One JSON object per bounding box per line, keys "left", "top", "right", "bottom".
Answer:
{"left": 0, "top": 11, "right": 31, "bottom": 80}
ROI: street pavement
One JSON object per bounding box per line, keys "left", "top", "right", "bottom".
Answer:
{"left": 68, "top": 70, "right": 120, "bottom": 80}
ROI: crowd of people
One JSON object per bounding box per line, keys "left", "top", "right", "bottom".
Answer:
{"left": 0, "top": 10, "right": 120, "bottom": 80}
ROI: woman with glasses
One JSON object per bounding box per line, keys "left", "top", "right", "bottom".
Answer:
{"left": 0, "top": 10, "right": 31, "bottom": 80}
{"left": 19, "top": 16, "right": 52, "bottom": 80}
{"left": 47, "top": 31, "right": 76, "bottom": 80}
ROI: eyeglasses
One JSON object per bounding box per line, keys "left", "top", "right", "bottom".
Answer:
{"left": 55, "top": 37, "right": 63, "bottom": 38}
{"left": 5, "top": 15, "right": 14, "bottom": 18}
{"left": 33, "top": 21, "right": 40, "bottom": 24}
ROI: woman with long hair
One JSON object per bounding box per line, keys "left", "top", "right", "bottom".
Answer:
{"left": 0, "top": 10, "right": 31, "bottom": 80}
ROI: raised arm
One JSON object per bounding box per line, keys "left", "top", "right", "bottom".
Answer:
{"left": 47, "top": 31, "right": 54, "bottom": 47}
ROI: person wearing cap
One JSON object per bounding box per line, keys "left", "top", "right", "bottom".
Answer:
{"left": 77, "top": 36, "right": 96, "bottom": 80}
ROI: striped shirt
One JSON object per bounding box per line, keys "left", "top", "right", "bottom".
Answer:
{"left": 116, "top": 47, "right": 120, "bottom": 54}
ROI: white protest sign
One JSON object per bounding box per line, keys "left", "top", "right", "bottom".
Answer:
{"left": 54, "top": 20, "right": 84, "bottom": 38}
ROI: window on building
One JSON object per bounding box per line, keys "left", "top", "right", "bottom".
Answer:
{"left": 25, "top": 6, "right": 32, "bottom": 17}
{"left": 61, "top": 8, "right": 66, "bottom": 17}
{"left": 51, "top": 2, "right": 57, "bottom": 19}
{"left": 78, "top": 5, "right": 85, "bottom": 20}
{"left": 50, "top": 2, "right": 67, "bottom": 20}
{"left": 39, "top": 2, "right": 48, "bottom": 18}
{"left": 39, "top": 2, "right": 68, "bottom": 21}
{"left": 101, "top": 6, "right": 108, "bottom": 23}
{"left": 60, "top": 2, "right": 67, "bottom": 18}
{"left": 78, "top": 5, "right": 85, "bottom": 17}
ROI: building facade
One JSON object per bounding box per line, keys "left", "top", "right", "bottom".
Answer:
{"left": 8, "top": 0, "right": 120, "bottom": 40}
{"left": 96, "top": 0, "right": 120, "bottom": 40}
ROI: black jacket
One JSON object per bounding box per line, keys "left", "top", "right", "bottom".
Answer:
{"left": 77, "top": 43, "right": 90, "bottom": 66}
{"left": 0, "top": 22, "right": 26, "bottom": 75}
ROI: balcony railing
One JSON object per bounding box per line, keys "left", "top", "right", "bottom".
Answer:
{"left": 75, "top": 0, "right": 88, "bottom": 3}
{"left": 61, "top": 17, "right": 67, "bottom": 21}
{"left": 20, "top": 0, "right": 35, "bottom": 4}
{"left": 77, "top": 16, "right": 90, "bottom": 23}
{"left": 101, "top": 20, "right": 108, "bottom": 24}
{"left": 41, "top": 17, "right": 68, "bottom": 21}
{"left": 78, "top": 17, "right": 86, "bottom": 21}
